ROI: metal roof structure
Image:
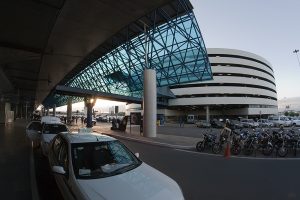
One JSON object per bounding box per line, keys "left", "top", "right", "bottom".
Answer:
{"left": 43, "top": 0, "right": 212, "bottom": 108}
{"left": 0, "top": 0, "right": 177, "bottom": 108}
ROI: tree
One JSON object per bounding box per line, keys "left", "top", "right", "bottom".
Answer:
{"left": 284, "top": 111, "right": 289, "bottom": 116}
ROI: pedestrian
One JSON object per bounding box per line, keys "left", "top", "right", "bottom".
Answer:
{"left": 179, "top": 116, "right": 184, "bottom": 127}
{"left": 64, "top": 116, "right": 67, "bottom": 124}
{"left": 81, "top": 116, "right": 84, "bottom": 124}
{"left": 75, "top": 116, "right": 78, "bottom": 124}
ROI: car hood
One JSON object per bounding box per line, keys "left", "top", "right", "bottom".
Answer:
{"left": 42, "top": 134, "right": 56, "bottom": 143}
{"left": 76, "top": 163, "right": 184, "bottom": 200}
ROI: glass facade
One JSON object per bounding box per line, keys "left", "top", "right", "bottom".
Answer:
{"left": 44, "top": 0, "right": 212, "bottom": 107}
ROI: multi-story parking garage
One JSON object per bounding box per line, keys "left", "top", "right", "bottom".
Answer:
{"left": 127, "top": 48, "right": 278, "bottom": 120}
{"left": 168, "top": 48, "right": 278, "bottom": 119}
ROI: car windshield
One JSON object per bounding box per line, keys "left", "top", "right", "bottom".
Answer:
{"left": 71, "top": 141, "right": 142, "bottom": 179}
{"left": 43, "top": 124, "right": 68, "bottom": 134}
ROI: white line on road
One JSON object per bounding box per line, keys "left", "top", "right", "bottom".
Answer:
{"left": 30, "top": 142, "right": 40, "bottom": 200}
{"left": 174, "top": 148, "right": 300, "bottom": 161}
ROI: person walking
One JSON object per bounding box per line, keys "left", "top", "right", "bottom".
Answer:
{"left": 75, "top": 116, "right": 78, "bottom": 124}
{"left": 179, "top": 116, "right": 184, "bottom": 127}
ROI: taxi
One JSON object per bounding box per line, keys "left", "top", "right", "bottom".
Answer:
{"left": 48, "top": 129, "right": 184, "bottom": 200}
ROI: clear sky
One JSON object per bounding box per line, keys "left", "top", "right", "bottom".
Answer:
{"left": 190, "top": 0, "right": 300, "bottom": 100}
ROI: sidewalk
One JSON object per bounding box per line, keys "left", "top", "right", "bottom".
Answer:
{"left": 68, "top": 122, "right": 201, "bottom": 150}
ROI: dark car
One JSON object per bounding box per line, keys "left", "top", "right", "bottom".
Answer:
{"left": 229, "top": 120, "right": 244, "bottom": 129}
{"left": 210, "top": 119, "right": 224, "bottom": 128}
{"left": 83, "top": 117, "right": 97, "bottom": 126}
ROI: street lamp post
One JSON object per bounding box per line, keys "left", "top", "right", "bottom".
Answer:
{"left": 293, "top": 49, "right": 300, "bottom": 67}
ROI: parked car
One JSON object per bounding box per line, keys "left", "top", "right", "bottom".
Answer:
{"left": 40, "top": 116, "right": 69, "bottom": 156}
{"left": 186, "top": 114, "right": 196, "bottom": 124}
{"left": 268, "top": 116, "right": 292, "bottom": 127}
{"left": 229, "top": 120, "right": 244, "bottom": 129}
{"left": 26, "top": 116, "right": 69, "bottom": 156}
{"left": 84, "top": 117, "right": 97, "bottom": 126}
{"left": 210, "top": 119, "right": 224, "bottom": 128}
{"left": 292, "top": 117, "right": 300, "bottom": 126}
{"left": 240, "top": 119, "right": 259, "bottom": 128}
{"left": 26, "top": 120, "right": 42, "bottom": 148}
{"left": 195, "top": 120, "right": 211, "bottom": 128}
{"left": 48, "top": 131, "right": 185, "bottom": 200}
{"left": 257, "top": 119, "right": 274, "bottom": 127}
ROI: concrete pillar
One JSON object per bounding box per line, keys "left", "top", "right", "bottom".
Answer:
{"left": 25, "top": 102, "right": 28, "bottom": 120}
{"left": 67, "top": 98, "right": 72, "bottom": 123}
{"left": 20, "top": 103, "right": 23, "bottom": 118}
{"left": 84, "top": 97, "right": 95, "bottom": 128}
{"left": 15, "top": 104, "right": 18, "bottom": 119}
{"left": 0, "top": 103, "right": 6, "bottom": 123}
{"left": 86, "top": 103, "right": 93, "bottom": 128}
{"left": 206, "top": 106, "right": 210, "bottom": 122}
{"left": 143, "top": 69, "right": 156, "bottom": 137}
{"left": 53, "top": 104, "right": 56, "bottom": 116}
{"left": 46, "top": 108, "right": 49, "bottom": 116}
{"left": 0, "top": 102, "right": 11, "bottom": 123}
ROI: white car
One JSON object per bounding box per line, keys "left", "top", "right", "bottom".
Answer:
{"left": 292, "top": 118, "right": 300, "bottom": 126}
{"left": 40, "top": 116, "right": 69, "bottom": 156}
{"left": 240, "top": 119, "right": 259, "bottom": 128}
{"left": 257, "top": 119, "right": 274, "bottom": 127}
{"left": 268, "top": 116, "right": 292, "bottom": 127}
{"left": 48, "top": 131, "right": 184, "bottom": 200}
{"left": 26, "top": 120, "right": 42, "bottom": 148}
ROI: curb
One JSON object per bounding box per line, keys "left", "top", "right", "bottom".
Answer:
{"left": 97, "top": 132, "right": 300, "bottom": 160}
{"left": 99, "top": 132, "right": 195, "bottom": 150}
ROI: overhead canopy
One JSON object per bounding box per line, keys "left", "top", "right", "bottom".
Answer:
{"left": 43, "top": 0, "right": 212, "bottom": 108}
{"left": 0, "top": 0, "right": 181, "bottom": 106}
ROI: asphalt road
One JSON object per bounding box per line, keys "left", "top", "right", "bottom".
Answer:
{"left": 119, "top": 138, "right": 300, "bottom": 200}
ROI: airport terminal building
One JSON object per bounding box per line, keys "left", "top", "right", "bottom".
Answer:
{"left": 127, "top": 48, "right": 278, "bottom": 120}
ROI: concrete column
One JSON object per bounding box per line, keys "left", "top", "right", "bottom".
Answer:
{"left": 67, "top": 98, "right": 72, "bottom": 123}
{"left": 0, "top": 103, "right": 6, "bottom": 123}
{"left": 0, "top": 102, "right": 11, "bottom": 123}
{"left": 15, "top": 104, "right": 18, "bottom": 119}
{"left": 20, "top": 103, "right": 23, "bottom": 118}
{"left": 53, "top": 104, "right": 56, "bottom": 116}
{"left": 206, "top": 106, "right": 210, "bottom": 122}
{"left": 84, "top": 97, "right": 95, "bottom": 128}
{"left": 86, "top": 103, "right": 93, "bottom": 128}
{"left": 25, "top": 102, "right": 28, "bottom": 120}
{"left": 143, "top": 69, "right": 156, "bottom": 137}
{"left": 46, "top": 108, "right": 49, "bottom": 116}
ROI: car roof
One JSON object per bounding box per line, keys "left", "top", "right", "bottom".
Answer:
{"left": 41, "top": 116, "right": 61, "bottom": 124}
{"left": 59, "top": 132, "right": 117, "bottom": 144}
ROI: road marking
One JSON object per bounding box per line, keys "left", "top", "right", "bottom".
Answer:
{"left": 174, "top": 149, "right": 223, "bottom": 157}
{"left": 30, "top": 142, "right": 40, "bottom": 200}
{"left": 174, "top": 148, "right": 300, "bottom": 160}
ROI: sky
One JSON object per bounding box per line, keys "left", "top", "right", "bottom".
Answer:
{"left": 190, "top": 0, "right": 300, "bottom": 100}
{"left": 53, "top": 99, "right": 126, "bottom": 113}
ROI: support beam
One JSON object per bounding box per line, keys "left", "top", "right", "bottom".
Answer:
{"left": 53, "top": 104, "right": 56, "bottom": 116}
{"left": 143, "top": 69, "right": 157, "bottom": 137}
{"left": 84, "top": 97, "right": 95, "bottom": 128}
{"left": 206, "top": 105, "right": 210, "bottom": 123}
{"left": 67, "top": 98, "right": 72, "bottom": 123}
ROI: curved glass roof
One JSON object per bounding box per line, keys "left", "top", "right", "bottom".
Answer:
{"left": 44, "top": 0, "right": 212, "bottom": 107}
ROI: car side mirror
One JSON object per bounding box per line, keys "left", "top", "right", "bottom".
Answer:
{"left": 134, "top": 153, "right": 140, "bottom": 158}
{"left": 52, "top": 166, "right": 66, "bottom": 175}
